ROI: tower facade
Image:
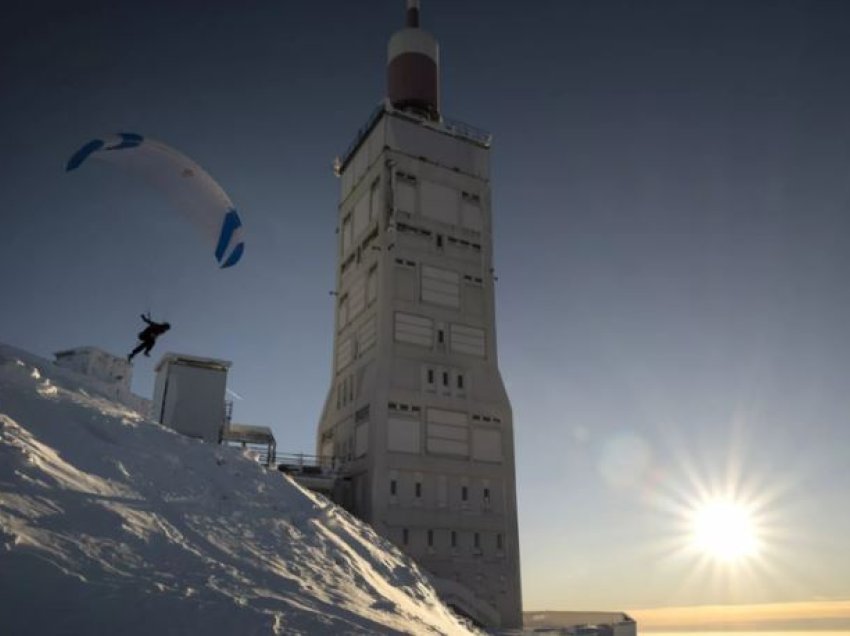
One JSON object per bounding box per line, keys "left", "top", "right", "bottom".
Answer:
{"left": 316, "top": 1, "right": 522, "bottom": 628}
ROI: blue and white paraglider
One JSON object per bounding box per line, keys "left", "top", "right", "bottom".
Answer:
{"left": 66, "top": 132, "right": 244, "bottom": 268}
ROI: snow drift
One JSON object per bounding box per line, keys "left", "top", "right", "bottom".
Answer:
{"left": 0, "top": 343, "right": 477, "bottom": 635}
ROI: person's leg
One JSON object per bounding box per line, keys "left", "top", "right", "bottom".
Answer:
{"left": 143, "top": 339, "right": 155, "bottom": 357}
{"left": 128, "top": 342, "right": 145, "bottom": 361}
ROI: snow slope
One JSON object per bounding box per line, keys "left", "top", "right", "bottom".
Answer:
{"left": 0, "top": 343, "right": 478, "bottom": 635}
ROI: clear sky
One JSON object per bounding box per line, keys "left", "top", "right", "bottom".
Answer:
{"left": 2, "top": 0, "right": 850, "bottom": 621}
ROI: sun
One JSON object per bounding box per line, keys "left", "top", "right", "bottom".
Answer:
{"left": 690, "top": 498, "right": 760, "bottom": 562}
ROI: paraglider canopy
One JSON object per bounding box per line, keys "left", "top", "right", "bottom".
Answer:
{"left": 67, "top": 132, "right": 245, "bottom": 269}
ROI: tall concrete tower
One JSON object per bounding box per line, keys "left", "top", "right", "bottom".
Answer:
{"left": 316, "top": 1, "right": 522, "bottom": 628}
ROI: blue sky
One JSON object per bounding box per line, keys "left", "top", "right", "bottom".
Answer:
{"left": 2, "top": 0, "right": 850, "bottom": 613}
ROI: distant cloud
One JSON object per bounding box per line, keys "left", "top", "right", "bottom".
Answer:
{"left": 629, "top": 599, "right": 850, "bottom": 631}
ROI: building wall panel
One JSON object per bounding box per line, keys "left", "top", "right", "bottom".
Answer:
{"left": 422, "top": 266, "right": 460, "bottom": 308}
{"left": 472, "top": 429, "right": 503, "bottom": 462}
{"left": 387, "top": 417, "right": 421, "bottom": 453}
{"left": 450, "top": 324, "right": 486, "bottom": 357}
{"left": 421, "top": 180, "right": 458, "bottom": 226}
{"left": 395, "top": 312, "right": 433, "bottom": 347}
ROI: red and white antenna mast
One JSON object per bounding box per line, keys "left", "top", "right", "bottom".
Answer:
{"left": 387, "top": 0, "right": 440, "bottom": 121}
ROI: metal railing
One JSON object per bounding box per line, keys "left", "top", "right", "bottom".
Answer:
{"left": 337, "top": 102, "right": 493, "bottom": 172}
{"left": 441, "top": 117, "right": 493, "bottom": 147}
{"left": 338, "top": 103, "right": 386, "bottom": 173}
{"left": 223, "top": 440, "right": 276, "bottom": 467}
{"left": 275, "top": 452, "right": 339, "bottom": 476}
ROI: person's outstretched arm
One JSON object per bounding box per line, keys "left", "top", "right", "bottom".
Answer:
{"left": 141, "top": 313, "right": 153, "bottom": 325}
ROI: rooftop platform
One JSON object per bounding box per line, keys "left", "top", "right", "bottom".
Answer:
{"left": 154, "top": 353, "right": 232, "bottom": 372}
{"left": 337, "top": 101, "right": 492, "bottom": 174}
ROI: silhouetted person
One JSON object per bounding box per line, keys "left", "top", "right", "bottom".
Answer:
{"left": 128, "top": 313, "right": 170, "bottom": 361}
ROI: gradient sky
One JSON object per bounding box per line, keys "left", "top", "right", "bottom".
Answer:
{"left": 2, "top": 0, "right": 850, "bottom": 617}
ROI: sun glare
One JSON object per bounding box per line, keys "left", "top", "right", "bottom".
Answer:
{"left": 690, "top": 498, "right": 760, "bottom": 562}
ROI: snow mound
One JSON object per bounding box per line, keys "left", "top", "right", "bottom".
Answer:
{"left": 0, "top": 343, "right": 477, "bottom": 635}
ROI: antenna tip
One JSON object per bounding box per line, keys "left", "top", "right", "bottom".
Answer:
{"left": 405, "top": 0, "right": 420, "bottom": 28}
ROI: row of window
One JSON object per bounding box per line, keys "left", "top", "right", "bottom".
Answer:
{"left": 423, "top": 364, "right": 466, "bottom": 398}
{"left": 426, "top": 366, "right": 463, "bottom": 390}
{"left": 393, "top": 172, "right": 484, "bottom": 233}
{"left": 387, "top": 467, "right": 500, "bottom": 513}
{"left": 387, "top": 402, "right": 503, "bottom": 426}
{"left": 341, "top": 178, "right": 381, "bottom": 257}
{"left": 396, "top": 222, "right": 483, "bottom": 254}
{"left": 395, "top": 312, "right": 486, "bottom": 358}
{"left": 340, "top": 226, "right": 380, "bottom": 276}
{"left": 339, "top": 173, "right": 485, "bottom": 261}
{"left": 397, "top": 527, "right": 504, "bottom": 555}
{"left": 326, "top": 405, "right": 505, "bottom": 463}
{"left": 336, "top": 315, "right": 376, "bottom": 374}
{"left": 390, "top": 478, "right": 492, "bottom": 507}
{"left": 394, "top": 262, "right": 486, "bottom": 325}
{"left": 386, "top": 415, "right": 504, "bottom": 462}
{"left": 335, "top": 372, "right": 356, "bottom": 409}
{"left": 338, "top": 171, "right": 486, "bottom": 271}
{"left": 388, "top": 401, "right": 421, "bottom": 413}
{"left": 338, "top": 266, "right": 378, "bottom": 331}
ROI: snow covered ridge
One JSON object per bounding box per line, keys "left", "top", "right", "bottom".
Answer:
{"left": 0, "top": 344, "right": 479, "bottom": 635}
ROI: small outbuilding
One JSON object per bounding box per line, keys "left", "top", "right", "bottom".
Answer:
{"left": 53, "top": 346, "right": 149, "bottom": 413}
{"left": 54, "top": 346, "right": 132, "bottom": 394}
{"left": 152, "top": 353, "right": 231, "bottom": 443}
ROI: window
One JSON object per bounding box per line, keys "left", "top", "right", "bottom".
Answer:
{"left": 426, "top": 409, "right": 469, "bottom": 457}
{"left": 415, "top": 482, "right": 422, "bottom": 498}
{"left": 369, "top": 178, "right": 381, "bottom": 222}
{"left": 427, "top": 369, "right": 434, "bottom": 384}
{"left": 355, "top": 422, "right": 368, "bottom": 458}
{"left": 451, "top": 531, "right": 457, "bottom": 548}
{"left": 341, "top": 214, "right": 353, "bottom": 254}
{"left": 483, "top": 487, "right": 490, "bottom": 503}
{"left": 436, "top": 234, "right": 443, "bottom": 248}
{"left": 349, "top": 275, "right": 366, "bottom": 318}
{"left": 457, "top": 374, "right": 464, "bottom": 390}
{"left": 353, "top": 192, "right": 370, "bottom": 238}
{"left": 421, "top": 265, "right": 460, "bottom": 308}
{"left": 366, "top": 265, "right": 378, "bottom": 304}
{"left": 497, "top": 533, "right": 503, "bottom": 551}
{"left": 395, "top": 312, "right": 434, "bottom": 347}
{"left": 449, "top": 324, "right": 486, "bottom": 358}
{"left": 437, "top": 329, "right": 444, "bottom": 344}
{"left": 427, "top": 529, "right": 434, "bottom": 547}
{"left": 442, "top": 371, "right": 449, "bottom": 387}
{"left": 337, "top": 295, "right": 349, "bottom": 330}
{"left": 461, "top": 191, "right": 483, "bottom": 232}
{"left": 395, "top": 174, "right": 416, "bottom": 214}
{"left": 474, "top": 532, "right": 480, "bottom": 549}
{"left": 358, "top": 316, "right": 377, "bottom": 354}
{"left": 355, "top": 405, "right": 370, "bottom": 423}
{"left": 390, "top": 479, "right": 397, "bottom": 496}
{"left": 402, "top": 528, "right": 409, "bottom": 546}
{"left": 461, "top": 486, "right": 468, "bottom": 501}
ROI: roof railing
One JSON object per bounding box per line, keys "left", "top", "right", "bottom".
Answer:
{"left": 440, "top": 116, "right": 493, "bottom": 147}
{"left": 337, "top": 103, "right": 386, "bottom": 174}
{"left": 336, "top": 102, "right": 492, "bottom": 173}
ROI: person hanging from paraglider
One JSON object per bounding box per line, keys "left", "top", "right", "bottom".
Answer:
{"left": 128, "top": 313, "right": 171, "bottom": 361}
